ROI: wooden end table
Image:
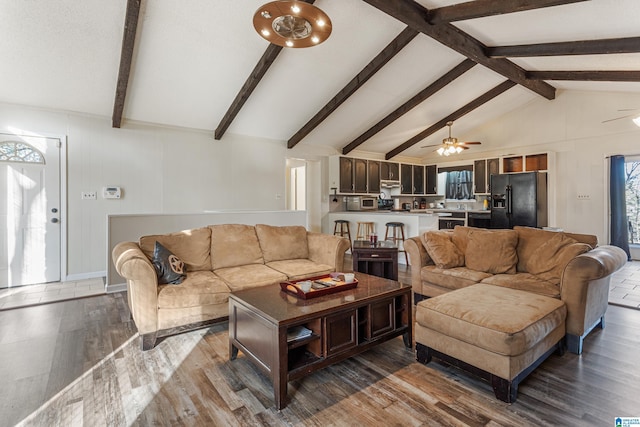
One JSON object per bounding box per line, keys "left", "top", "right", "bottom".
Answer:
{"left": 352, "top": 240, "right": 399, "bottom": 280}
{"left": 228, "top": 273, "right": 411, "bottom": 409}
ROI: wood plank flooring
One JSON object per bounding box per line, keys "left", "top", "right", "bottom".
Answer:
{"left": 1, "top": 266, "right": 639, "bottom": 426}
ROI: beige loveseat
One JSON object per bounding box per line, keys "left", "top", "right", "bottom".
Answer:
{"left": 404, "top": 226, "right": 627, "bottom": 354}
{"left": 113, "top": 224, "right": 350, "bottom": 350}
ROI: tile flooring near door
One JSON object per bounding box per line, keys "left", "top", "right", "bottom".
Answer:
{"left": 609, "top": 260, "right": 640, "bottom": 309}
{"left": 0, "top": 278, "right": 105, "bottom": 310}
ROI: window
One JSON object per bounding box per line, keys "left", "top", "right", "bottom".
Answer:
{"left": 625, "top": 157, "right": 640, "bottom": 244}
{"left": 0, "top": 141, "right": 45, "bottom": 164}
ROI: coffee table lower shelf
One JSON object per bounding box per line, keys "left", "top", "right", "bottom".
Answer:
{"left": 228, "top": 273, "right": 412, "bottom": 409}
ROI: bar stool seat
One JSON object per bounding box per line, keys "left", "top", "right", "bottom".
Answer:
{"left": 384, "top": 222, "right": 409, "bottom": 265}
{"left": 333, "top": 219, "right": 352, "bottom": 250}
{"left": 356, "top": 222, "right": 375, "bottom": 241}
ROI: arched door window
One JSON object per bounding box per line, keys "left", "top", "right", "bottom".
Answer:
{"left": 0, "top": 141, "right": 45, "bottom": 164}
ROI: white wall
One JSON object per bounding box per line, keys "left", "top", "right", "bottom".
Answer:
{"left": 0, "top": 102, "right": 335, "bottom": 279}
{"left": 437, "top": 90, "right": 640, "bottom": 244}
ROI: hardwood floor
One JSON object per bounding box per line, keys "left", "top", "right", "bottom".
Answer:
{"left": 1, "top": 263, "right": 639, "bottom": 426}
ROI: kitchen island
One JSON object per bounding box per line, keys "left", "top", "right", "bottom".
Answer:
{"left": 326, "top": 209, "right": 491, "bottom": 264}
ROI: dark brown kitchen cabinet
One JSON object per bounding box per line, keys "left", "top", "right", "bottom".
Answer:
{"left": 474, "top": 159, "right": 487, "bottom": 194}
{"left": 487, "top": 158, "right": 499, "bottom": 192}
{"left": 380, "top": 162, "right": 399, "bottom": 180}
{"left": 413, "top": 165, "right": 424, "bottom": 194}
{"left": 426, "top": 165, "right": 437, "bottom": 194}
{"left": 339, "top": 157, "right": 354, "bottom": 193}
{"left": 400, "top": 164, "right": 412, "bottom": 195}
{"left": 367, "top": 161, "right": 380, "bottom": 194}
{"left": 354, "top": 158, "right": 368, "bottom": 193}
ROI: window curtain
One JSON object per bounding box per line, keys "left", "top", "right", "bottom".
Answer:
{"left": 445, "top": 171, "right": 473, "bottom": 199}
{"left": 610, "top": 155, "right": 631, "bottom": 260}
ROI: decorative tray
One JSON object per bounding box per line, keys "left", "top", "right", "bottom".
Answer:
{"left": 280, "top": 273, "right": 358, "bottom": 300}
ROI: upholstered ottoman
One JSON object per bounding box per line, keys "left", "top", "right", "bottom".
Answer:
{"left": 415, "top": 283, "right": 566, "bottom": 402}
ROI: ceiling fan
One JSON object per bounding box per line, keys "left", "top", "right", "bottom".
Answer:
{"left": 602, "top": 108, "right": 640, "bottom": 125}
{"left": 421, "top": 121, "right": 481, "bottom": 156}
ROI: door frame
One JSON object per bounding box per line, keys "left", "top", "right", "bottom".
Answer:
{"left": 1, "top": 131, "right": 68, "bottom": 283}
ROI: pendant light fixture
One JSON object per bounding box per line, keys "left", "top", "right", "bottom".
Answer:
{"left": 253, "top": 1, "right": 332, "bottom": 48}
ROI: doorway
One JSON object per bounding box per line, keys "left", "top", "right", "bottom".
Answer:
{"left": 0, "top": 134, "right": 61, "bottom": 288}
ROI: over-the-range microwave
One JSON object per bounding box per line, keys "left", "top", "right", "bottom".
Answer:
{"left": 346, "top": 196, "right": 377, "bottom": 211}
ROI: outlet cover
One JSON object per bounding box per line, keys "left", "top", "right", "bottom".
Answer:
{"left": 82, "top": 191, "right": 97, "bottom": 200}
{"left": 577, "top": 194, "right": 591, "bottom": 200}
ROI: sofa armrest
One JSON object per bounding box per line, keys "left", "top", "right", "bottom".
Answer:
{"left": 307, "top": 232, "right": 350, "bottom": 271}
{"left": 404, "top": 236, "right": 434, "bottom": 297}
{"left": 560, "top": 245, "right": 627, "bottom": 337}
{"left": 112, "top": 241, "right": 160, "bottom": 335}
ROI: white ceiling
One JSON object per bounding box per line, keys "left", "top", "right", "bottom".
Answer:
{"left": 1, "top": 0, "right": 639, "bottom": 160}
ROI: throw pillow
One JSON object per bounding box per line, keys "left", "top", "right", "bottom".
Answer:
{"left": 464, "top": 229, "right": 518, "bottom": 274}
{"left": 420, "top": 231, "right": 464, "bottom": 269}
{"left": 525, "top": 233, "right": 591, "bottom": 283}
{"left": 152, "top": 241, "right": 187, "bottom": 285}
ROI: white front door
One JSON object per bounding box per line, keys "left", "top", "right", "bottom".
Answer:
{"left": 0, "top": 135, "right": 61, "bottom": 288}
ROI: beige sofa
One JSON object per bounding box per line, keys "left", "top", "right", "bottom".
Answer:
{"left": 404, "top": 226, "right": 627, "bottom": 354}
{"left": 113, "top": 224, "right": 350, "bottom": 350}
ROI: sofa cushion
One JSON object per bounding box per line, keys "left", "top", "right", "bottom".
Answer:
{"left": 415, "top": 283, "right": 566, "bottom": 356}
{"left": 266, "top": 259, "right": 334, "bottom": 281}
{"left": 524, "top": 233, "right": 592, "bottom": 284}
{"left": 214, "top": 264, "right": 288, "bottom": 292}
{"left": 513, "top": 227, "right": 596, "bottom": 272}
{"left": 255, "top": 224, "right": 309, "bottom": 263}
{"left": 157, "top": 271, "right": 230, "bottom": 309}
{"left": 151, "top": 241, "right": 186, "bottom": 285}
{"left": 420, "top": 231, "right": 464, "bottom": 269}
{"left": 421, "top": 265, "right": 492, "bottom": 292}
{"left": 140, "top": 227, "right": 211, "bottom": 272}
{"left": 481, "top": 273, "right": 560, "bottom": 298}
{"left": 464, "top": 228, "right": 518, "bottom": 274}
{"left": 210, "top": 224, "right": 264, "bottom": 270}
{"left": 451, "top": 225, "right": 472, "bottom": 254}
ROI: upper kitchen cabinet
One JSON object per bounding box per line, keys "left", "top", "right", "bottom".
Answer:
{"left": 413, "top": 165, "right": 424, "bottom": 195}
{"left": 338, "top": 157, "right": 354, "bottom": 193}
{"left": 329, "top": 156, "right": 373, "bottom": 194}
{"left": 354, "top": 158, "right": 368, "bottom": 193}
{"left": 425, "top": 165, "right": 438, "bottom": 194}
{"left": 400, "top": 164, "right": 412, "bottom": 195}
{"left": 380, "top": 162, "right": 399, "bottom": 180}
{"left": 503, "top": 153, "right": 548, "bottom": 173}
{"left": 473, "top": 158, "right": 500, "bottom": 194}
{"left": 367, "top": 160, "right": 380, "bottom": 194}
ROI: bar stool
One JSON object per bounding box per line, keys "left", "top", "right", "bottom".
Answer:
{"left": 333, "top": 219, "right": 352, "bottom": 250}
{"left": 356, "top": 222, "right": 375, "bottom": 241}
{"left": 384, "top": 222, "right": 409, "bottom": 265}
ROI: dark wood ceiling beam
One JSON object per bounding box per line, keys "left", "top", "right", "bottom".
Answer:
{"left": 214, "top": 44, "right": 282, "bottom": 139}
{"left": 287, "top": 27, "right": 419, "bottom": 148}
{"left": 385, "top": 80, "right": 516, "bottom": 160}
{"left": 342, "top": 58, "right": 476, "bottom": 155}
{"left": 361, "top": 0, "right": 556, "bottom": 100}
{"left": 427, "top": 0, "right": 588, "bottom": 23}
{"left": 215, "top": 0, "right": 315, "bottom": 140}
{"left": 112, "top": 0, "right": 142, "bottom": 128}
{"left": 527, "top": 71, "right": 640, "bottom": 82}
{"left": 488, "top": 37, "right": 640, "bottom": 58}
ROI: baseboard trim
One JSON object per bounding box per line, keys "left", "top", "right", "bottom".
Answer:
{"left": 65, "top": 271, "right": 106, "bottom": 282}
{"left": 107, "top": 283, "right": 127, "bottom": 294}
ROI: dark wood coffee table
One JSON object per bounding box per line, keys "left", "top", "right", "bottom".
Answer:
{"left": 228, "top": 272, "right": 411, "bottom": 409}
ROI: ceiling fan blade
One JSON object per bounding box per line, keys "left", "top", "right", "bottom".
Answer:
{"left": 420, "top": 143, "right": 444, "bottom": 148}
{"left": 460, "top": 141, "right": 481, "bottom": 145}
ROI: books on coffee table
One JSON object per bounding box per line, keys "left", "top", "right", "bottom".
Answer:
{"left": 287, "top": 325, "right": 313, "bottom": 342}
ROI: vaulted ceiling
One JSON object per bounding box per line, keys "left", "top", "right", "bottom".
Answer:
{"left": 2, "top": 0, "right": 640, "bottom": 160}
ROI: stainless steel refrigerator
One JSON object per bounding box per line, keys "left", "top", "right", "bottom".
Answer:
{"left": 490, "top": 172, "right": 547, "bottom": 229}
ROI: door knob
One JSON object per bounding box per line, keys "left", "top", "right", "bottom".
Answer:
{"left": 51, "top": 208, "right": 58, "bottom": 213}
{"left": 51, "top": 218, "right": 59, "bottom": 223}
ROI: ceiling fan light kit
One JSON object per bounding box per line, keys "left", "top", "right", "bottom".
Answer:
{"left": 253, "top": 1, "right": 332, "bottom": 48}
{"left": 426, "top": 121, "right": 480, "bottom": 156}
